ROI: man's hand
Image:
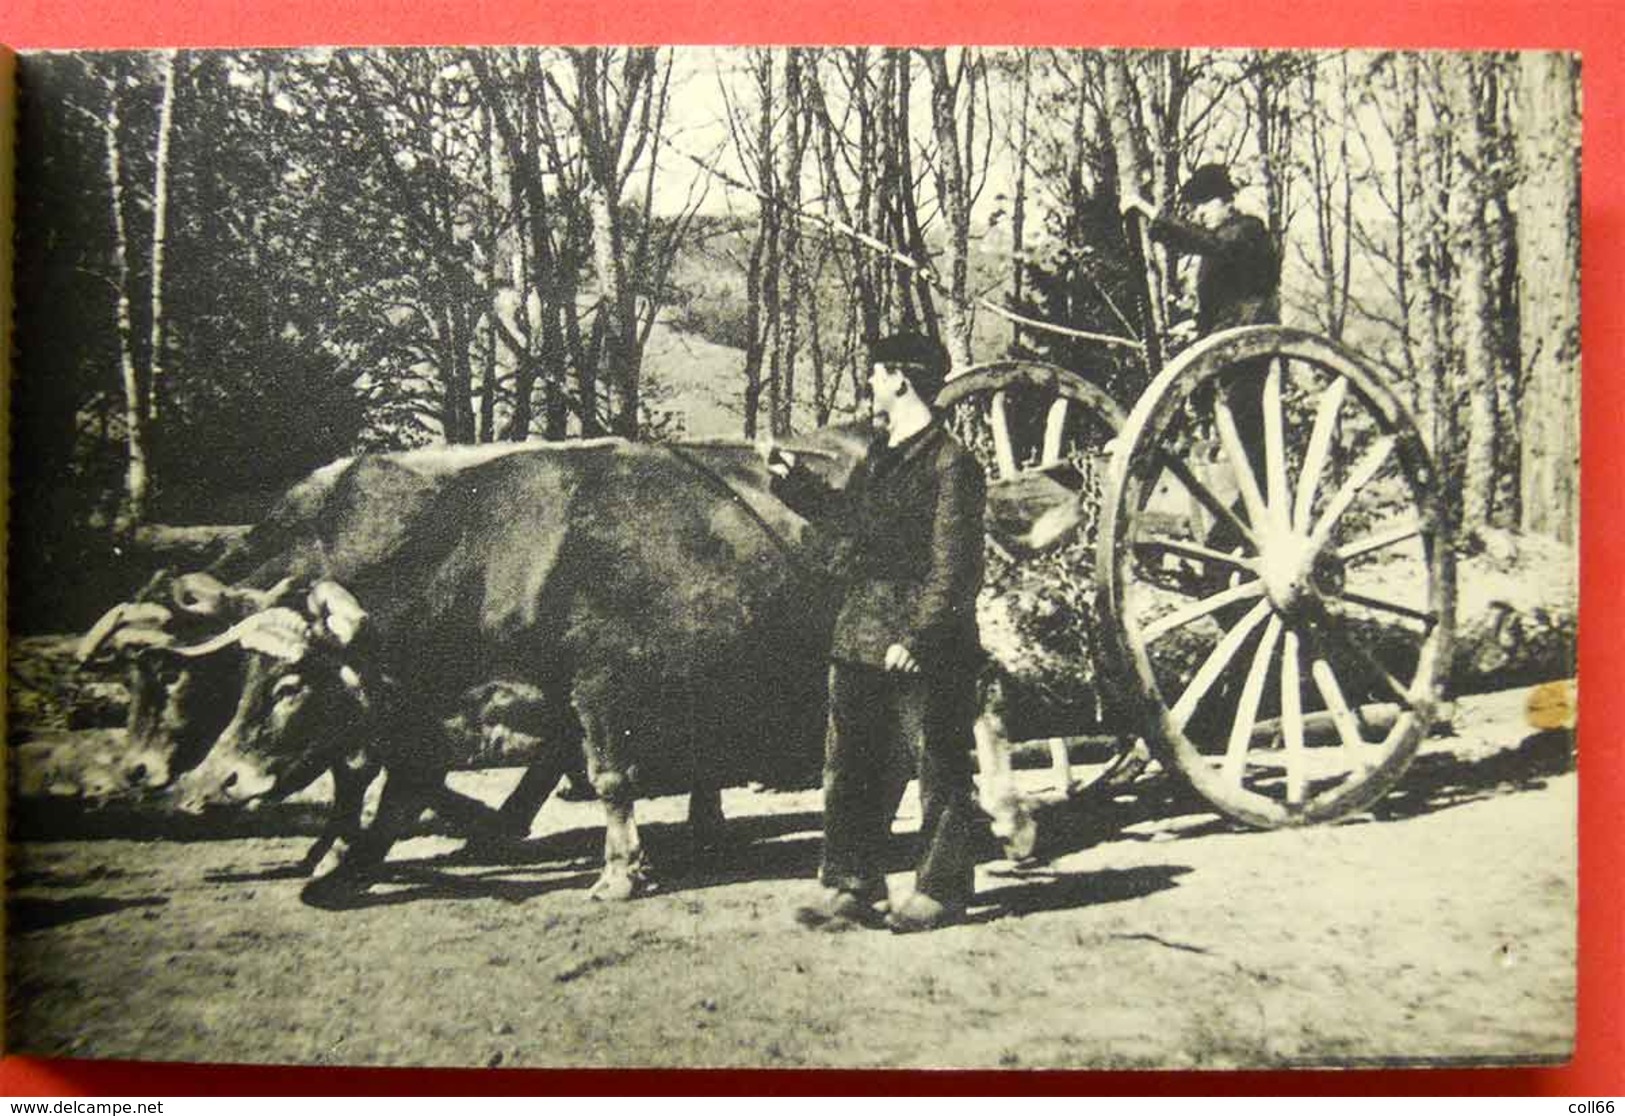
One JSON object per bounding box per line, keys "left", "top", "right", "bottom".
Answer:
{"left": 884, "top": 643, "right": 921, "bottom": 674}
{"left": 756, "top": 438, "right": 797, "bottom": 478}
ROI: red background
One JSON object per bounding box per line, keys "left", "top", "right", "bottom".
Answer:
{"left": 2, "top": 0, "right": 1619, "bottom": 1098}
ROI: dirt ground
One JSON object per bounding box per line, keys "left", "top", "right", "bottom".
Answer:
{"left": 6, "top": 686, "right": 1574, "bottom": 1070}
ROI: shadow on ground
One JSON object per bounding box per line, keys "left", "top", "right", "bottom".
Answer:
{"left": 8, "top": 795, "right": 336, "bottom": 844}
{"left": 1021, "top": 724, "right": 1577, "bottom": 860}
{"left": 7, "top": 894, "right": 169, "bottom": 933}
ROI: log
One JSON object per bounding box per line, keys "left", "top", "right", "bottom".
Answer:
{"left": 977, "top": 528, "right": 1576, "bottom": 746}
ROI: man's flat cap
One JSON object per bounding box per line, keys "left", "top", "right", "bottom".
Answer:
{"left": 868, "top": 332, "right": 950, "bottom": 401}
{"left": 1179, "top": 163, "right": 1238, "bottom": 206}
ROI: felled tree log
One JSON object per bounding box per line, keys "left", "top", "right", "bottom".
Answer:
{"left": 976, "top": 528, "right": 1577, "bottom": 744}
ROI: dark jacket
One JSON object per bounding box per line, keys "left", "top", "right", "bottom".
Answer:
{"left": 1149, "top": 209, "right": 1280, "bottom": 336}
{"left": 774, "top": 422, "right": 985, "bottom": 675}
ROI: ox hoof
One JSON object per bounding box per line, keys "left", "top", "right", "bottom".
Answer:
{"left": 299, "top": 839, "right": 379, "bottom": 906}
{"left": 301, "top": 868, "right": 364, "bottom": 908}
{"left": 992, "top": 804, "right": 1040, "bottom": 864}
{"left": 588, "top": 866, "right": 655, "bottom": 902}
{"left": 298, "top": 834, "right": 345, "bottom": 876}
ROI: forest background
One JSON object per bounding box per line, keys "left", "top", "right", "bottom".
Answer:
{"left": 8, "top": 47, "right": 1579, "bottom": 632}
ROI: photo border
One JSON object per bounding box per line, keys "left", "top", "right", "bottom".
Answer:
{"left": 1, "top": 0, "right": 1616, "bottom": 1096}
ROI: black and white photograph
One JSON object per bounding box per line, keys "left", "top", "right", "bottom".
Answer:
{"left": 5, "top": 45, "right": 1579, "bottom": 1069}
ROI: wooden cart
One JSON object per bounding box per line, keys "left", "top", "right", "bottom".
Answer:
{"left": 938, "top": 325, "right": 1452, "bottom": 830}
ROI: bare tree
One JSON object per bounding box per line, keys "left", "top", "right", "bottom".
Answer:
{"left": 97, "top": 61, "right": 152, "bottom": 526}
{"left": 1298, "top": 55, "right": 1355, "bottom": 340}
{"left": 921, "top": 47, "right": 988, "bottom": 369}
{"left": 1452, "top": 53, "right": 1502, "bottom": 535}
{"left": 1512, "top": 52, "right": 1581, "bottom": 542}
{"left": 1103, "top": 50, "right": 1165, "bottom": 374}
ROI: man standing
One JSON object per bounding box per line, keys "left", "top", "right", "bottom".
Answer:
{"left": 1124, "top": 163, "right": 1281, "bottom": 556}
{"left": 1122, "top": 162, "right": 1280, "bottom": 339}
{"left": 766, "top": 332, "right": 987, "bottom": 934}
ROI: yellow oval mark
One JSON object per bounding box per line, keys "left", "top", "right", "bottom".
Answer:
{"left": 1525, "top": 679, "right": 1577, "bottom": 731}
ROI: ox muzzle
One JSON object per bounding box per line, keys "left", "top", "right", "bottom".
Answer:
{"left": 162, "top": 580, "right": 375, "bottom": 810}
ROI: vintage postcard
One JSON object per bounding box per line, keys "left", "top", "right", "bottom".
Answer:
{"left": 5, "top": 45, "right": 1578, "bottom": 1069}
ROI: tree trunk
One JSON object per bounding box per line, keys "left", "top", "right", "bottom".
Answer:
{"left": 1452, "top": 55, "right": 1501, "bottom": 536}
{"left": 888, "top": 50, "right": 940, "bottom": 339}
{"left": 1103, "top": 51, "right": 1164, "bottom": 376}
{"left": 777, "top": 48, "right": 806, "bottom": 433}
{"left": 1249, "top": 51, "right": 1294, "bottom": 253}
{"left": 101, "top": 73, "right": 149, "bottom": 528}
{"left": 146, "top": 50, "right": 178, "bottom": 428}
{"left": 924, "top": 48, "right": 976, "bottom": 370}
{"left": 1513, "top": 52, "right": 1581, "bottom": 543}
{"left": 1007, "top": 51, "right": 1032, "bottom": 355}
{"left": 741, "top": 50, "right": 775, "bottom": 440}
{"left": 1394, "top": 52, "right": 1422, "bottom": 415}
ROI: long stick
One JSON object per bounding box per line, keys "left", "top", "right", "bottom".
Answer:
{"left": 675, "top": 146, "right": 1143, "bottom": 353}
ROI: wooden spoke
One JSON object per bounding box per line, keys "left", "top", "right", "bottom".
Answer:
{"left": 1330, "top": 589, "right": 1438, "bottom": 630}
{"left": 1263, "top": 359, "right": 1292, "bottom": 534}
{"left": 1154, "top": 449, "right": 1258, "bottom": 550}
{"left": 1213, "top": 393, "right": 1272, "bottom": 540}
{"left": 1308, "top": 435, "right": 1396, "bottom": 552}
{"left": 1335, "top": 520, "right": 1423, "bottom": 562}
{"left": 1100, "top": 330, "right": 1446, "bottom": 828}
{"left": 1314, "top": 610, "right": 1417, "bottom": 708}
{"left": 1281, "top": 630, "right": 1306, "bottom": 806}
{"left": 1310, "top": 657, "right": 1376, "bottom": 767}
{"left": 1135, "top": 534, "right": 1256, "bottom": 571}
{"left": 1139, "top": 578, "right": 1266, "bottom": 643}
{"left": 1170, "top": 599, "right": 1273, "bottom": 731}
{"left": 1293, "top": 377, "right": 1349, "bottom": 531}
{"left": 1223, "top": 615, "right": 1282, "bottom": 785}
{"left": 989, "top": 390, "right": 1018, "bottom": 479}
{"left": 1040, "top": 396, "right": 1070, "bottom": 467}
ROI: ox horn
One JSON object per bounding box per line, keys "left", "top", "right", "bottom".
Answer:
{"left": 174, "top": 572, "right": 300, "bottom": 621}
{"left": 216, "top": 575, "right": 299, "bottom": 617}
{"left": 170, "top": 572, "right": 229, "bottom": 616}
{"left": 246, "top": 576, "right": 298, "bottom": 609}
{"left": 76, "top": 601, "right": 177, "bottom": 664}
{"left": 168, "top": 607, "right": 313, "bottom": 662}
{"left": 307, "top": 581, "right": 368, "bottom": 648}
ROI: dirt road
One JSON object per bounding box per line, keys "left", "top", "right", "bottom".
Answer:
{"left": 6, "top": 687, "right": 1574, "bottom": 1069}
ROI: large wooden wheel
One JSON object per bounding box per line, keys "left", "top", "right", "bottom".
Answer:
{"left": 1098, "top": 327, "right": 1452, "bottom": 828}
{"left": 934, "top": 361, "right": 1144, "bottom": 807}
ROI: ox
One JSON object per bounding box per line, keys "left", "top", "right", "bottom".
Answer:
{"left": 75, "top": 443, "right": 592, "bottom": 865}
{"left": 167, "top": 433, "right": 874, "bottom": 901}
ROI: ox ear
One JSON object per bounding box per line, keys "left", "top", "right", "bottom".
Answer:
{"left": 235, "top": 608, "right": 316, "bottom": 661}
{"left": 169, "top": 607, "right": 312, "bottom": 662}
{"left": 306, "top": 581, "right": 368, "bottom": 648}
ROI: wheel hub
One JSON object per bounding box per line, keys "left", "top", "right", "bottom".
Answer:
{"left": 1258, "top": 530, "right": 1319, "bottom": 618}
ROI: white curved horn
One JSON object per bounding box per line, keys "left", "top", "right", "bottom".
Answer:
{"left": 77, "top": 603, "right": 130, "bottom": 664}
{"left": 77, "top": 601, "right": 176, "bottom": 663}
{"left": 250, "top": 576, "right": 298, "bottom": 607}
{"left": 171, "top": 572, "right": 230, "bottom": 616}
{"left": 213, "top": 575, "right": 300, "bottom": 619}
{"left": 108, "top": 624, "right": 179, "bottom": 653}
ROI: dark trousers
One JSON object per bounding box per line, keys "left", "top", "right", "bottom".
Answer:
{"left": 818, "top": 661, "right": 980, "bottom": 907}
